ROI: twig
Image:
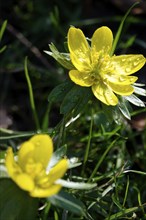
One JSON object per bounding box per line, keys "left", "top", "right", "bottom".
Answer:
{"left": 6, "top": 22, "right": 53, "bottom": 69}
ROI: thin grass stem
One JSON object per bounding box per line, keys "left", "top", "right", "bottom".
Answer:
{"left": 42, "top": 102, "right": 52, "bottom": 132}
{"left": 122, "top": 175, "right": 129, "bottom": 207}
{"left": 110, "top": 2, "right": 139, "bottom": 56}
{"left": 88, "top": 138, "right": 119, "bottom": 182}
{"left": 24, "top": 57, "right": 40, "bottom": 131}
{"left": 81, "top": 109, "right": 94, "bottom": 176}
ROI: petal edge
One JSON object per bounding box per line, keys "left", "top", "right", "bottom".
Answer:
{"left": 69, "top": 70, "right": 93, "bottom": 87}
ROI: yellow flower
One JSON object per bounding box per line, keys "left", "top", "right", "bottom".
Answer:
{"left": 67, "top": 26, "right": 145, "bottom": 106}
{"left": 5, "top": 134, "right": 68, "bottom": 198}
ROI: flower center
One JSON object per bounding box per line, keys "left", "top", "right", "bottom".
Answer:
{"left": 91, "top": 53, "right": 114, "bottom": 84}
{"left": 25, "top": 158, "right": 44, "bottom": 179}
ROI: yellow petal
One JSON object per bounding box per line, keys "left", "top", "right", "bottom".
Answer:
{"left": 15, "top": 173, "right": 35, "bottom": 191}
{"left": 30, "top": 184, "right": 62, "bottom": 198}
{"left": 92, "top": 82, "right": 118, "bottom": 106}
{"left": 91, "top": 26, "right": 113, "bottom": 54}
{"left": 107, "top": 75, "right": 138, "bottom": 85}
{"left": 68, "top": 27, "right": 91, "bottom": 72}
{"left": 45, "top": 159, "right": 68, "bottom": 187}
{"left": 18, "top": 141, "right": 35, "bottom": 169}
{"left": 108, "top": 82, "right": 134, "bottom": 95}
{"left": 25, "top": 161, "right": 43, "bottom": 177}
{"left": 29, "top": 134, "right": 53, "bottom": 168}
{"left": 19, "top": 143, "right": 44, "bottom": 176}
{"left": 5, "top": 148, "right": 34, "bottom": 192}
{"left": 111, "top": 55, "right": 145, "bottom": 75}
{"left": 69, "top": 70, "right": 94, "bottom": 87}
{"left": 5, "top": 148, "right": 22, "bottom": 178}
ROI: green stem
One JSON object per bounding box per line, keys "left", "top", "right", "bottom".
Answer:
{"left": 43, "top": 202, "right": 51, "bottom": 220}
{"left": 110, "top": 2, "right": 139, "bottom": 56}
{"left": 0, "top": 131, "right": 36, "bottom": 140}
{"left": 57, "top": 116, "right": 66, "bottom": 149}
{"left": 131, "top": 107, "right": 146, "bottom": 116}
{"left": 122, "top": 176, "right": 129, "bottom": 207}
{"left": 24, "top": 57, "right": 40, "bottom": 131}
{"left": 81, "top": 109, "right": 94, "bottom": 176}
{"left": 42, "top": 102, "right": 52, "bottom": 132}
{"left": 88, "top": 138, "right": 119, "bottom": 182}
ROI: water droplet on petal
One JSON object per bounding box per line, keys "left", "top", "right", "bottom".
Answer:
{"left": 125, "top": 67, "right": 131, "bottom": 73}
{"left": 133, "top": 59, "right": 140, "bottom": 67}
{"left": 36, "top": 141, "right": 40, "bottom": 146}
{"left": 119, "top": 76, "right": 125, "bottom": 82}
{"left": 130, "top": 77, "right": 135, "bottom": 82}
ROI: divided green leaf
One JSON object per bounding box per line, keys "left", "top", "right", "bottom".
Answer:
{"left": 45, "top": 43, "right": 74, "bottom": 70}
{"left": 0, "top": 179, "right": 39, "bottom": 220}
{"left": 48, "top": 190, "right": 87, "bottom": 217}
{"left": 60, "top": 85, "right": 92, "bottom": 116}
{"left": 48, "top": 80, "right": 74, "bottom": 103}
{"left": 118, "top": 98, "right": 131, "bottom": 120}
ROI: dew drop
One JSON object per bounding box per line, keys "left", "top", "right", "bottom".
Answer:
{"left": 125, "top": 67, "right": 131, "bottom": 73}
{"left": 36, "top": 130, "right": 41, "bottom": 134}
{"left": 133, "top": 60, "right": 140, "bottom": 67}
{"left": 36, "top": 141, "right": 40, "bottom": 146}
{"left": 119, "top": 76, "right": 125, "bottom": 82}
{"left": 130, "top": 78, "right": 134, "bottom": 82}
{"left": 106, "top": 92, "right": 115, "bottom": 104}
{"left": 70, "top": 157, "right": 78, "bottom": 164}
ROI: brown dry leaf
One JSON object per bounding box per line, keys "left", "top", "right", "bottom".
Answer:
{"left": 130, "top": 113, "right": 146, "bottom": 131}
{"left": 0, "top": 108, "right": 12, "bottom": 129}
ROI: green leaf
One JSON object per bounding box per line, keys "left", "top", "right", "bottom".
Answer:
{"left": 73, "top": 88, "right": 93, "bottom": 117}
{"left": 48, "top": 80, "right": 74, "bottom": 103}
{"left": 0, "top": 165, "right": 8, "bottom": 178}
{"left": 45, "top": 43, "right": 74, "bottom": 70}
{"left": 119, "top": 35, "right": 136, "bottom": 49}
{"left": 53, "top": 145, "right": 67, "bottom": 160}
{"left": 0, "top": 179, "right": 39, "bottom": 220}
{"left": 24, "top": 57, "right": 40, "bottom": 130}
{"left": 0, "top": 45, "right": 7, "bottom": 53}
{"left": 56, "top": 179, "right": 97, "bottom": 190}
{"left": 103, "top": 104, "right": 123, "bottom": 124}
{"left": 48, "top": 145, "right": 67, "bottom": 169}
{"left": 112, "top": 194, "right": 123, "bottom": 209}
{"left": 124, "top": 94, "right": 145, "bottom": 107}
{"left": 48, "top": 190, "right": 87, "bottom": 217}
{"left": 118, "top": 98, "right": 131, "bottom": 120}
{"left": 133, "top": 86, "right": 146, "bottom": 96}
{"left": 0, "top": 130, "right": 36, "bottom": 140}
{"left": 0, "top": 20, "right": 7, "bottom": 41}
{"left": 110, "top": 2, "right": 139, "bottom": 55}
{"left": 60, "top": 85, "right": 92, "bottom": 116}
{"left": 105, "top": 205, "right": 145, "bottom": 220}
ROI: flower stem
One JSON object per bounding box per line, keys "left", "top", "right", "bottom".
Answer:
{"left": 81, "top": 109, "right": 94, "bottom": 176}
{"left": 42, "top": 102, "right": 52, "bottom": 132}
{"left": 88, "top": 138, "right": 119, "bottom": 182}
{"left": 24, "top": 57, "right": 40, "bottom": 131}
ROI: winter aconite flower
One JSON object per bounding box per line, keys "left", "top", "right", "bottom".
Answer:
{"left": 5, "top": 134, "right": 68, "bottom": 198}
{"left": 67, "top": 26, "right": 145, "bottom": 106}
